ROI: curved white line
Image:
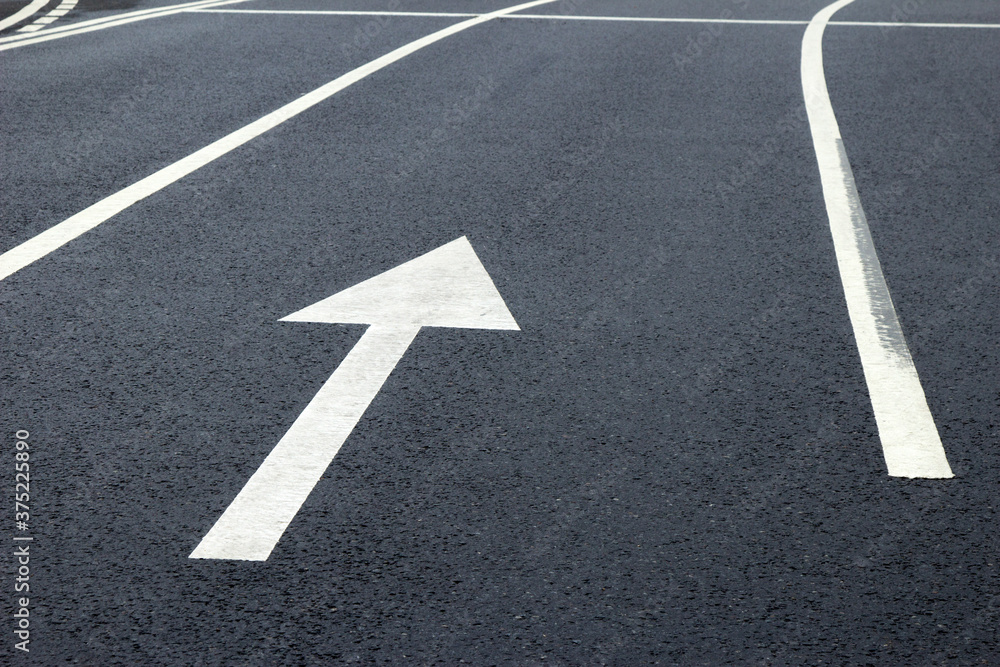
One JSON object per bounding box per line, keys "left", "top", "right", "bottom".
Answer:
{"left": 0, "top": 0, "right": 557, "bottom": 282}
{"left": 803, "top": 0, "right": 953, "bottom": 478}
{"left": 0, "top": 0, "right": 50, "bottom": 32}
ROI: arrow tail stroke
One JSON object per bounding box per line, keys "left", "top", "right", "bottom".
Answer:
{"left": 190, "top": 324, "right": 420, "bottom": 561}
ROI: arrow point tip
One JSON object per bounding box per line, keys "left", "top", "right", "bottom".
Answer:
{"left": 281, "top": 237, "right": 520, "bottom": 330}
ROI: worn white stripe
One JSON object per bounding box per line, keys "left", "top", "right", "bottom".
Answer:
{"left": 803, "top": 0, "right": 952, "bottom": 478}
{"left": 0, "top": 0, "right": 558, "bottom": 282}
{"left": 0, "top": 0, "right": 49, "bottom": 32}
{"left": 0, "top": 0, "right": 250, "bottom": 48}
{"left": 191, "top": 8, "right": 1000, "bottom": 29}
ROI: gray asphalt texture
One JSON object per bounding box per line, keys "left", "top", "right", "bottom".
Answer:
{"left": 2, "top": 0, "right": 999, "bottom": 664}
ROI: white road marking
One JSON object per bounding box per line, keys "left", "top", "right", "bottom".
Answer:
{"left": 0, "top": 0, "right": 557, "bottom": 282}
{"left": 0, "top": 0, "right": 251, "bottom": 50}
{"left": 190, "top": 237, "right": 519, "bottom": 561}
{"left": 190, "top": 8, "right": 798, "bottom": 24}
{"left": 189, "top": 9, "right": 481, "bottom": 18}
{"left": 803, "top": 0, "right": 953, "bottom": 478}
{"left": 16, "top": 0, "right": 77, "bottom": 34}
{"left": 0, "top": 0, "right": 49, "bottom": 32}
{"left": 828, "top": 20, "right": 1000, "bottom": 29}
{"left": 513, "top": 13, "right": 807, "bottom": 25}
{"left": 191, "top": 9, "right": 1000, "bottom": 29}
{"left": 513, "top": 15, "right": 1000, "bottom": 29}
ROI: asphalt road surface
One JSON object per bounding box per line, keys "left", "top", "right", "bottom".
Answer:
{"left": 2, "top": 0, "right": 999, "bottom": 664}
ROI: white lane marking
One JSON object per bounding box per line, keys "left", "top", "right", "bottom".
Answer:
{"left": 0, "top": 0, "right": 230, "bottom": 43}
{"left": 17, "top": 0, "right": 76, "bottom": 33}
{"left": 190, "top": 8, "right": 800, "bottom": 23}
{"left": 828, "top": 20, "right": 1000, "bottom": 29}
{"left": 803, "top": 0, "right": 953, "bottom": 478}
{"left": 515, "top": 15, "right": 1000, "bottom": 29}
{"left": 0, "top": 0, "right": 251, "bottom": 49}
{"left": 0, "top": 0, "right": 49, "bottom": 32}
{"left": 189, "top": 9, "right": 481, "bottom": 18}
{"left": 191, "top": 9, "right": 1000, "bottom": 29}
{"left": 190, "top": 237, "right": 519, "bottom": 561}
{"left": 0, "top": 0, "right": 558, "bottom": 282}
{"left": 513, "top": 13, "right": 807, "bottom": 25}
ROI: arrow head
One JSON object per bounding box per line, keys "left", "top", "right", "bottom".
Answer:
{"left": 281, "top": 237, "right": 520, "bottom": 330}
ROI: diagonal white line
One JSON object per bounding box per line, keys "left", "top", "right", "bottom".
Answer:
{"left": 190, "top": 323, "right": 423, "bottom": 561}
{"left": 0, "top": 0, "right": 558, "bottom": 283}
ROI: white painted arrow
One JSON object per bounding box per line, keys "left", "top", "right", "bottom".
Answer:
{"left": 190, "top": 237, "right": 519, "bottom": 561}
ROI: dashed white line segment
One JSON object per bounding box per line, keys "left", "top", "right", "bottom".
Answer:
{"left": 0, "top": 0, "right": 50, "bottom": 32}
{"left": 17, "top": 0, "right": 77, "bottom": 34}
{"left": 0, "top": 0, "right": 251, "bottom": 50}
{"left": 802, "top": 0, "right": 953, "bottom": 478}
